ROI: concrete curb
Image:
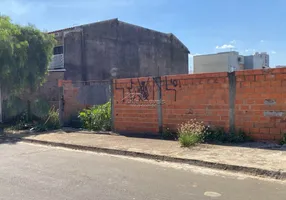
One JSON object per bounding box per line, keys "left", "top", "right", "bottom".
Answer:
{"left": 9, "top": 137, "right": 286, "bottom": 181}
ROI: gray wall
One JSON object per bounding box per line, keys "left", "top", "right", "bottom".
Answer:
{"left": 61, "top": 19, "right": 189, "bottom": 81}
{"left": 244, "top": 56, "right": 254, "bottom": 69}
{"left": 193, "top": 52, "right": 240, "bottom": 73}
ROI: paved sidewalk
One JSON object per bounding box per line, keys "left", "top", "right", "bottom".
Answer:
{"left": 6, "top": 130, "right": 286, "bottom": 180}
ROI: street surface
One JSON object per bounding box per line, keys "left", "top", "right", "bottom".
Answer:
{"left": 0, "top": 142, "right": 285, "bottom": 200}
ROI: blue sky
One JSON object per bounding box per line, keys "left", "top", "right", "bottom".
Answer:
{"left": 1, "top": 0, "right": 285, "bottom": 69}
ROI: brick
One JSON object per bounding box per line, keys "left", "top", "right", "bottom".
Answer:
{"left": 265, "top": 74, "right": 276, "bottom": 80}
{"left": 246, "top": 75, "right": 255, "bottom": 81}
{"left": 236, "top": 76, "right": 245, "bottom": 81}
{"left": 255, "top": 75, "right": 265, "bottom": 81}
{"left": 269, "top": 128, "right": 281, "bottom": 135}
{"left": 259, "top": 128, "right": 270, "bottom": 134}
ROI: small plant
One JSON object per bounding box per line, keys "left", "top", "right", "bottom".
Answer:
{"left": 78, "top": 100, "right": 111, "bottom": 131}
{"left": 280, "top": 133, "right": 286, "bottom": 145}
{"left": 34, "top": 107, "right": 60, "bottom": 132}
{"left": 204, "top": 127, "right": 251, "bottom": 144}
{"left": 162, "top": 127, "right": 177, "bottom": 140}
{"left": 177, "top": 119, "right": 208, "bottom": 147}
{"left": 44, "top": 107, "right": 60, "bottom": 130}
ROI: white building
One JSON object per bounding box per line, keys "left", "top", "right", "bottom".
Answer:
{"left": 193, "top": 51, "right": 244, "bottom": 73}
{"left": 244, "top": 52, "right": 269, "bottom": 69}
{"left": 193, "top": 51, "right": 270, "bottom": 73}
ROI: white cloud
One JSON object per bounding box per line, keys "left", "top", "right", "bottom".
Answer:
{"left": 271, "top": 51, "right": 276, "bottom": 54}
{"left": 216, "top": 44, "right": 235, "bottom": 49}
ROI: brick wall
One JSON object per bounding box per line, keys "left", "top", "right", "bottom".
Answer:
{"left": 235, "top": 68, "right": 286, "bottom": 141}
{"left": 113, "top": 68, "right": 286, "bottom": 141}
{"left": 113, "top": 77, "right": 159, "bottom": 133}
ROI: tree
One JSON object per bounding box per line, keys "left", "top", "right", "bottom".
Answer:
{"left": 0, "top": 15, "right": 56, "bottom": 122}
{"left": 0, "top": 15, "right": 56, "bottom": 94}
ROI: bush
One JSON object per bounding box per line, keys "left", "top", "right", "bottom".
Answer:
{"left": 179, "top": 134, "right": 202, "bottom": 147}
{"left": 177, "top": 119, "right": 208, "bottom": 147}
{"left": 78, "top": 100, "right": 111, "bottom": 131}
{"left": 204, "top": 127, "right": 251, "bottom": 143}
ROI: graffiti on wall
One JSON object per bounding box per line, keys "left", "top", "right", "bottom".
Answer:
{"left": 163, "top": 76, "right": 181, "bottom": 101}
{"left": 116, "top": 77, "right": 155, "bottom": 105}
{"left": 115, "top": 76, "right": 182, "bottom": 104}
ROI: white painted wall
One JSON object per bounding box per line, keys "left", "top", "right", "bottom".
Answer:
{"left": 193, "top": 52, "right": 240, "bottom": 73}
{"left": 253, "top": 55, "right": 264, "bottom": 69}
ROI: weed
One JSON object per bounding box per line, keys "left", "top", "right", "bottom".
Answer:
{"left": 78, "top": 100, "right": 111, "bottom": 131}
{"left": 177, "top": 119, "right": 208, "bottom": 147}
{"left": 33, "top": 107, "right": 60, "bottom": 132}
{"left": 204, "top": 127, "right": 252, "bottom": 144}
{"left": 179, "top": 134, "right": 201, "bottom": 147}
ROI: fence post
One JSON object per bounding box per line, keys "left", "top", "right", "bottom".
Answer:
{"left": 110, "top": 78, "right": 115, "bottom": 132}
{"left": 154, "top": 77, "right": 163, "bottom": 134}
{"left": 228, "top": 72, "right": 236, "bottom": 133}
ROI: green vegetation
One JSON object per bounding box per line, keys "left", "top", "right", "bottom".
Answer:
{"left": 177, "top": 119, "right": 207, "bottom": 147}
{"left": 10, "top": 107, "right": 60, "bottom": 132}
{"left": 0, "top": 15, "right": 55, "bottom": 95}
{"left": 204, "top": 127, "right": 251, "bottom": 144}
{"left": 175, "top": 119, "right": 253, "bottom": 147}
{"left": 78, "top": 100, "right": 111, "bottom": 131}
{"left": 162, "top": 127, "right": 177, "bottom": 140}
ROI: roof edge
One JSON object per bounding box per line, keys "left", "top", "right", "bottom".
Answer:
{"left": 48, "top": 18, "right": 118, "bottom": 34}
{"left": 169, "top": 33, "right": 190, "bottom": 53}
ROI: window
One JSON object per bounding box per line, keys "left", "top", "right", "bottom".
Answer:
{"left": 53, "top": 46, "right": 63, "bottom": 55}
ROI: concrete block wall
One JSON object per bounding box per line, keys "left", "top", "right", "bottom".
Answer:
{"left": 59, "top": 80, "right": 111, "bottom": 124}
{"left": 2, "top": 71, "right": 64, "bottom": 121}
{"left": 113, "top": 68, "right": 286, "bottom": 141}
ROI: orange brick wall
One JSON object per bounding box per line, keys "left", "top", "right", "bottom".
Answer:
{"left": 113, "top": 68, "right": 286, "bottom": 141}
{"left": 113, "top": 77, "right": 159, "bottom": 133}
{"left": 161, "top": 72, "right": 229, "bottom": 131}
{"left": 235, "top": 68, "right": 286, "bottom": 141}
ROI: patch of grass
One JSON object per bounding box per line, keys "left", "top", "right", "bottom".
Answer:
{"left": 177, "top": 119, "right": 207, "bottom": 147}
{"left": 179, "top": 133, "right": 201, "bottom": 147}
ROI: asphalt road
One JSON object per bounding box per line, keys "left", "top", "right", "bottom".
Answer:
{"left": 0, "top": 142, "right": 285, "bottom": 200}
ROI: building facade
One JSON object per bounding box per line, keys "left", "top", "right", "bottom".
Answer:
{"left": 244, "top": 52, "right": 269, "bottom": 69}
{"left": 193, "top": 51, "right": 244, "bottom": 73}
{"left": 48, "top": 18, "right": 189, "bottom": 81}
{"left": 194, "top": 51, "right": 269, "bottom": 73}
